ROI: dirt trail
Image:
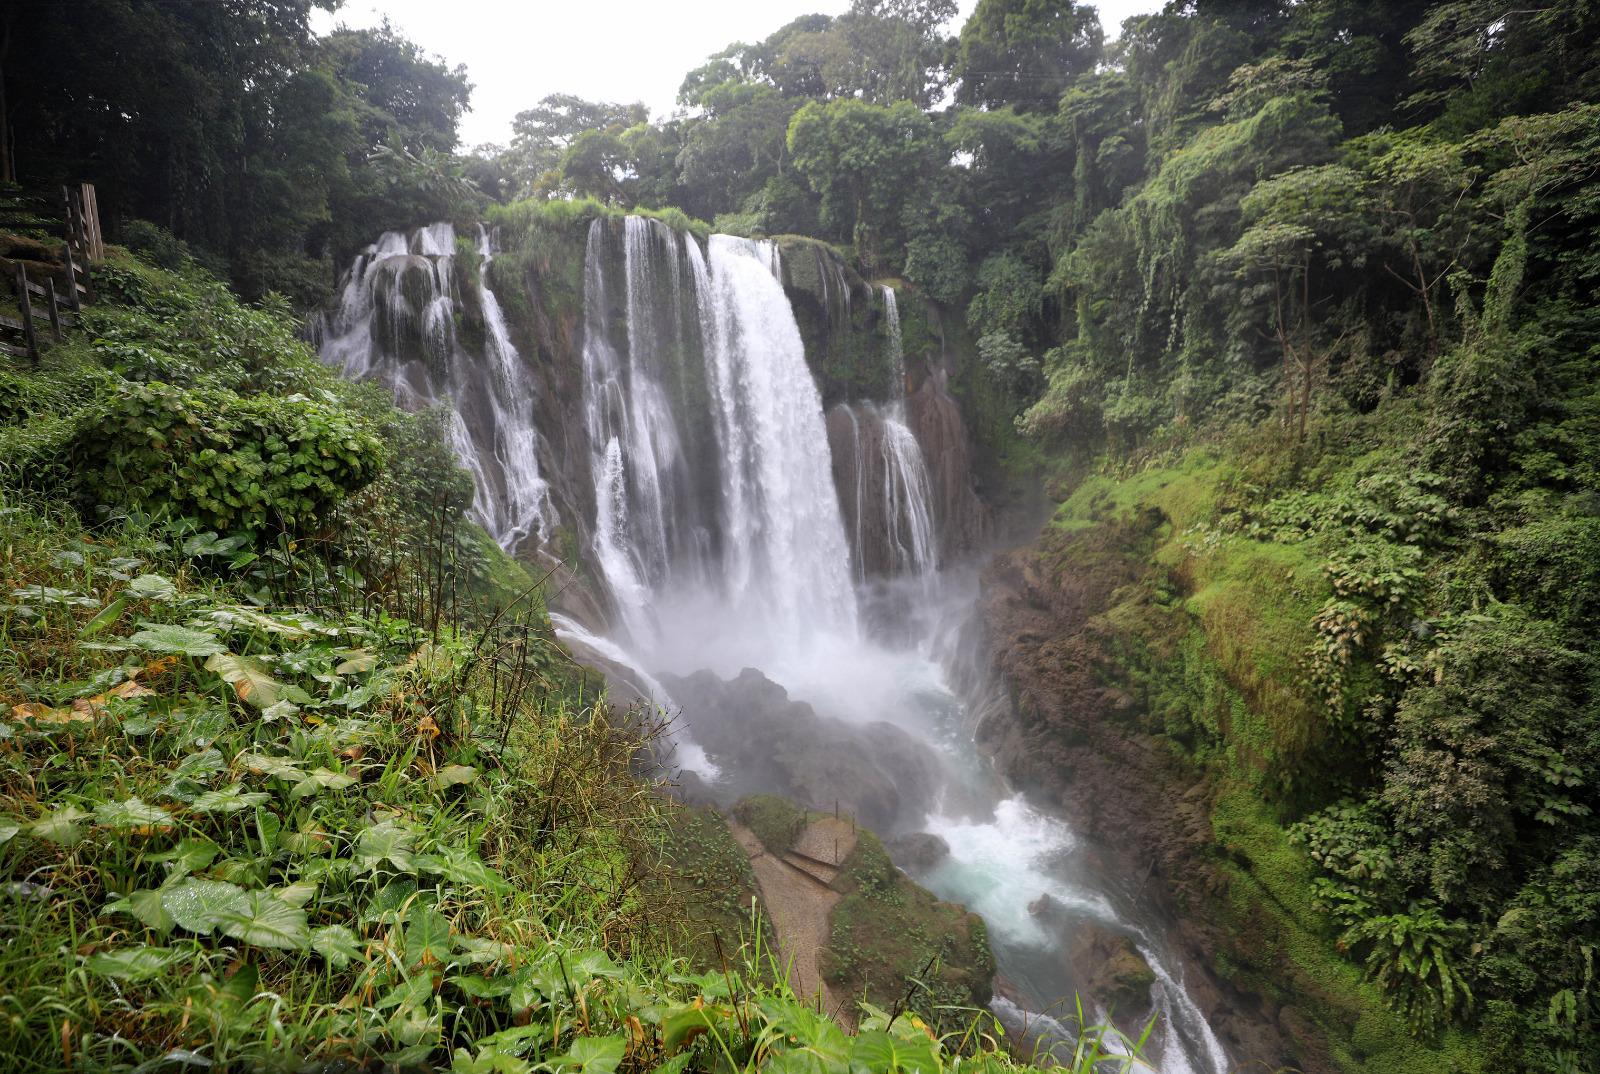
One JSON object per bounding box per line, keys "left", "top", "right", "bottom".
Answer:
{"left": 729, "top": 816, "right": 858, "bottom": 1024}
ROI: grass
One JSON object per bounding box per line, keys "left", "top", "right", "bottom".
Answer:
{"left": 0, "top": 230, "right": 1160, "bottom": 1074}
{"left": 1207, "top": 783, "right": 1485, "bottom": 1074}
{"left": 647, "top": 804, "right": 773, "bottom": 970}
{"left": 0, "top": 498, "right": 1153, "bottom": 1073}
{"left": 821, "top": 831, "right": 995, "bottom": 1025}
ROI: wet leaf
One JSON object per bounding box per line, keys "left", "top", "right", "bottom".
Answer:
{"left": 289, "top": 767, "right": 358, "bottom": 799}
{"left": 216, "top": 890, "right": 310, "bottom": 950}
{"left": 356, "top": 819, "right": 417, "bottom": 873}
{"left": 103, "top": 888, "right": 176, "bottom": 932}
{"left": 238, "top": 751, "right": 303, "bottom": 780}
{"left": 274, "top": 881, "right": 318, "bottom": 908}
{"left": 334, "top": 649, "right": 378, "bottom": 674}
{"left": 29, "top": 805, "right": 89, "bottom": 845}
{"left": 127, "top": 574, "right": 178, "bottom": 601}
{"left": 548, "top": 1034, "right": 625, "bottom": 1074}
{"left": 206, "top": 653, "right": 294, "bottom": 709}
{"left": 404, "top": 907, "right": 454, "bottom": 965}
{"left": 129, "top": 624, "right": 224, "bottom": 657}
{"left": 95, "top": 797, "right": 173, "bottom": 830}
{"left": 190, "top": 784, "right": 270, "bottom": 813}
{"left": 433, "top": 764, "right": 477, "bottom": 789}
{"left": 311, "top": 923, "right": 364, "bottom": 968}
{"left": 85, "top": 945, "right": 187, "bottom": 981}
{"left": 161, "top": 878, "right": 248, "bottom": 935}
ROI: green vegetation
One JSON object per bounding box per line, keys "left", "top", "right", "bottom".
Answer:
{"left": 822, "top": 831, "right": 994, "bottom": 1023}
{"left": 733, "top": 794, "right": 809, "bottom": 857}
{"left": 10, "top": 0, "right": 1600, "bottom": 1068}
{"left": 648, "top": 805, "right": 772, "bottom": 969}
{"left": 0, "top": 242, "right": 1138, "bottom": 1072}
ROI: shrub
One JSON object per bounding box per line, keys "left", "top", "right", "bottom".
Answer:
{"left": 119, "top": 219, "right": 192, "bottom": 271}
{"left": 71, "top": 380, "right": 382, "bottom": 537}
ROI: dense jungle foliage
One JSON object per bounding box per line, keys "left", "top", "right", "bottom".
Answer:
{"left": 0, "top": 243, "right": 1102, "bottom": 1072}
{"left": 5, "top": 0, "right": 1600, "bottom": 1070}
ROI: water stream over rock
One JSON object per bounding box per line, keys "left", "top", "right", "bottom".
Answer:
{"left": 320, "top": 217, "right": 1233, "bottom": 1074}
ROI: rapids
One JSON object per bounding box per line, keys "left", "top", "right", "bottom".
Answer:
{"left": 320, "top": 216, "right": 1232, "bottom": 1074}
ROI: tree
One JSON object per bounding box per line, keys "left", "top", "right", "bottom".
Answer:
{"left": 787, "top": 98, "right": 937, "bottom": 270}
{"left": 1225, "top": 163, "right": 1373, "bottom": 438}
{"left": 503, "top": 94, "right": 647, "bottom": 196}
{"left": 320, "top": 22, "right": 472, "bottom": 154}
{"left": 953, "top": 0, "right": 1103, "bottom": 112}
{"left": 675, "top": 82, "right": 800, "bottom": 221}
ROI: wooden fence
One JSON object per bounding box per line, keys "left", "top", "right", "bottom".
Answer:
{"left": 1, "top": 183, "right": 98, "bottom": 364}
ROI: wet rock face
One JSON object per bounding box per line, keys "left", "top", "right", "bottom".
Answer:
{"left": 1026, "top": 899, "right": 1155, "bottom": 1025}
{"left": 888, "top": 831, "right": 951, "bottom": 872}
{"left": 661, "top": 667, "right": 943, "bottom": 836}
{"left": 906, "top": 372, "right": 988, "bottom": 561}
{"left": 776, "top": 238, "right": 894, "bottom": 408}
{"left": 977, "top": 521, "right": 1332, "bottom": 1074}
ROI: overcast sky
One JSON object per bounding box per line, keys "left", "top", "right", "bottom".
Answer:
{"left": 310, "top": 0, "right": 1164, "bottom": 149}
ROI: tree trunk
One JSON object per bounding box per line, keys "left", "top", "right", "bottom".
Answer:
{"left": 0, "top": 6, "right": 15, "bottom": 184}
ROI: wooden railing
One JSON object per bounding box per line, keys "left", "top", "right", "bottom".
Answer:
{"left": 0, "top": 182, "right": 99, "bottom": 365}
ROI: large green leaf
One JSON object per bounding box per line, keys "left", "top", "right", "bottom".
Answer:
{"left": 548, "top": 1035, "right": 625, "bottom": 1074}
{"left": 206, "top": 653, "right": 301, "bottom": 709}
{"left": 433, "top": 764, "right": 478, "bottom": 789}
{"left": 148, "top": 837, "right": 222, "bottom": 877}
{"left": 311, "top": 924, "right": 365, "bottom": 968}
{"left": 0, "top": 817, "right": 21, "bottom": 845}
{"left": 103, "top": 888, "right": 176, "bottom": 932}
{"left": 85, "top": 945, "right": 188, "bottom": 982}
{"left": 190, "top": 784, "right": 271, "bottom": 813}
{"left": 404, "top": 907, "right": 455, "bottom": 965}
{"left": 415, "top": 846, "right": 510, "bottom": 894}
{"left": 238, "top": 751, "right": 303, "bottom": 780}
{"left": 29, "top": 805, "right": 89, "bottom": 845}
{"left": 356, "top": 819, "right": 418, "bottom": 873}
{"left": 204, "top": 604, "right": 310, "bottom": 637}
{"left": 127, "top": 573, "right": 178, "bottom": 601}
{"left": 848, "top": 1030, "right": 941, "bottom": 1074}
{"left": 161, "top": 877, "right": 248, "bottom": 935}
{"left": 128, "top": 624, "right": 225, "bottom": 657}
{"left": 334, "top": 649, "right": 379, "bottom": 674}
{"left": 216, "top": 890, "right": 310, "bottom": 950}
{"left": 95, "top": 796, "right": 173, "bottom": 830}
{"left": 567, "top": 949, "right": 623, "bottom": 982}
{"left": 289, "top": 767, "right": 358, "bottom": 799}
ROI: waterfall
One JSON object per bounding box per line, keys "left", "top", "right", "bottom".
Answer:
{"left": 316, "top": 222, "right": 555, "bottom": 552}
{"left": 702, "top": 235, "right": 858, "bottom": 644}
{"left": 883, "top": 284, "right": 905, "bottom": 397}
{"left": 577, "top": 221, "right": 856, "bottom": 650}
{"left": 475, "top": 226, "right": 556, "bottom": 548}
{"left": 826, "top": 285, "right": 939, "bottom": 583}
{"left": 322, "top": 215, "right": 1232, "bottom": 1074}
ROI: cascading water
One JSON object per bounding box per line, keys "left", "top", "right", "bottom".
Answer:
{"left": 316, "top": 222, "right": 554, "bottom": 551}
{"left": 578, "top": 220, "right": 856, "bottom": 657}
{"left": 328, "top": 214, "right": 1233, "bottom": 1074}
{"left": 830, "top": 287, "right": 939, "bottom": 588}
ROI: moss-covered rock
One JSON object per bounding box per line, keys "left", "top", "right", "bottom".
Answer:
{"left": 775, "top": 235, "right": 899, "bottom": 407}
{"left": 820, "top": 829, "right": 994, "bottom": 1023}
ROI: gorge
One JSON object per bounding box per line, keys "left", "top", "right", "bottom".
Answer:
{"left": 315, "top": 213, "right": 1237, "bottom": 1074}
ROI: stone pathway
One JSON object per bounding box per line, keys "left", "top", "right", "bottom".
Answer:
{"left": 729, "top": 815, "right": 858, "bottom": 1024}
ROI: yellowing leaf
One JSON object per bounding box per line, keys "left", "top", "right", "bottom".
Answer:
{"left": 205, "top": 652, "right": 288, "bottom": 709}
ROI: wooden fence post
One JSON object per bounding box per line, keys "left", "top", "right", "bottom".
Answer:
{"left": 44, "top": 278, "right": 62, "bottom": 340}
{"left": 61, "top": 244, "right": 82, "bottom": 313}
{"left": 80, "top": 183, "right": 104, "bottom": 260}
{"left": 14, "top": 262, "right": 38, "bottom": 366}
